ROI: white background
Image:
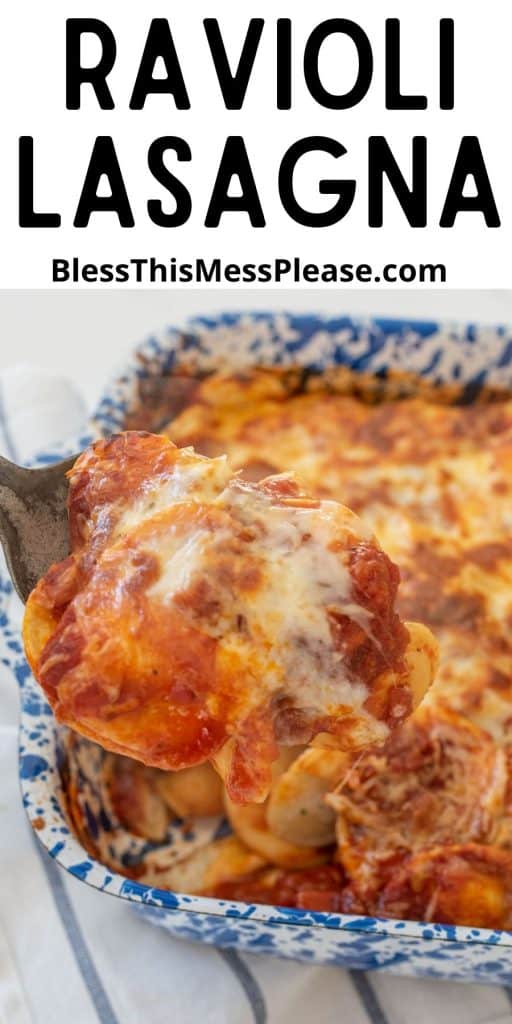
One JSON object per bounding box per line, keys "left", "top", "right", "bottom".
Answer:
{"left": 0, "top": 287, "right": 511, "bottom": 410}
{"left": 0, "top": 0, "right": 510, "bottom": 288}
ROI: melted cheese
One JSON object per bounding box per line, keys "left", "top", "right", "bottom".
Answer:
{"left": 25, "top": 431, "right": 423, "bottom": 804}
{"left": 151, "top": 479, "right": 379, "bottom": 717}
{"left": 115, "top": 451, "right": 231, "bottom": 537}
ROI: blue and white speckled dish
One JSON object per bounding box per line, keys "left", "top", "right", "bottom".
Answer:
{"left": 8, "top": 312, "right": 512, "bottom": 984}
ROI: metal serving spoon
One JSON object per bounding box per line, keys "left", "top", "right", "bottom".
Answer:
{"left": 0, "top": 453, "right": 77, "bottom": 603}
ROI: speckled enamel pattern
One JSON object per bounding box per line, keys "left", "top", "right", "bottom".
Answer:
{"left": 8, "top": 313, "right": 512, "bottom": 982}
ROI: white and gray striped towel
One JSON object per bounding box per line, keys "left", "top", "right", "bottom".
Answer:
{"left": 1, "top": 367, "right": 512, "bottom": 1024}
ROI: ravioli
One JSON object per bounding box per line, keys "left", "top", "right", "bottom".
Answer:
{"left": 23, "top": 430, "right": 432, "bottom": 803}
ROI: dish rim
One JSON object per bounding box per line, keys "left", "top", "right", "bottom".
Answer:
{"left": 16, "top": 310, "right": 512, "bottom": 950}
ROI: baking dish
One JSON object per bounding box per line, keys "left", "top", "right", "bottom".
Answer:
{"left": 8, "top": 311, "right": 512, "bottom": 984}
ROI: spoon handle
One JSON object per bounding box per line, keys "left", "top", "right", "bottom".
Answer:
{"left": 0, "top": 455, "right": 33, "bottom": 600}
{"left": 0, "top": 454, "right": 77, "bottom": 602}
{"left": 0, "top": 453, "right": 28, "bottom": 488}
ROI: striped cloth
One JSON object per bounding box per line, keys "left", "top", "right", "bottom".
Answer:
{"left": 1, "top": 367, "right": 512, "bottom": 1024}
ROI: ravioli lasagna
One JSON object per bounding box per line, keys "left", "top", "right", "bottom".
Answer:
{"left": 23, "top": 430, "right": 432, "bottom": 804}
{"left": 158, "top": 367, "right": 512, "bottom": 926}
{"left": 28, "top": 363, "right": 512, "bottom": 930}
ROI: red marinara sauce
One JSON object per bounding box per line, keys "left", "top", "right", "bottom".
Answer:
{"left": 212, "top": 864, "right": 347, "bottom": 912}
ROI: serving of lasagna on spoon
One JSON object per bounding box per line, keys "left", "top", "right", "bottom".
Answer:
{"left": 23, "top": 431, "right": 436, "bottom": 803}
